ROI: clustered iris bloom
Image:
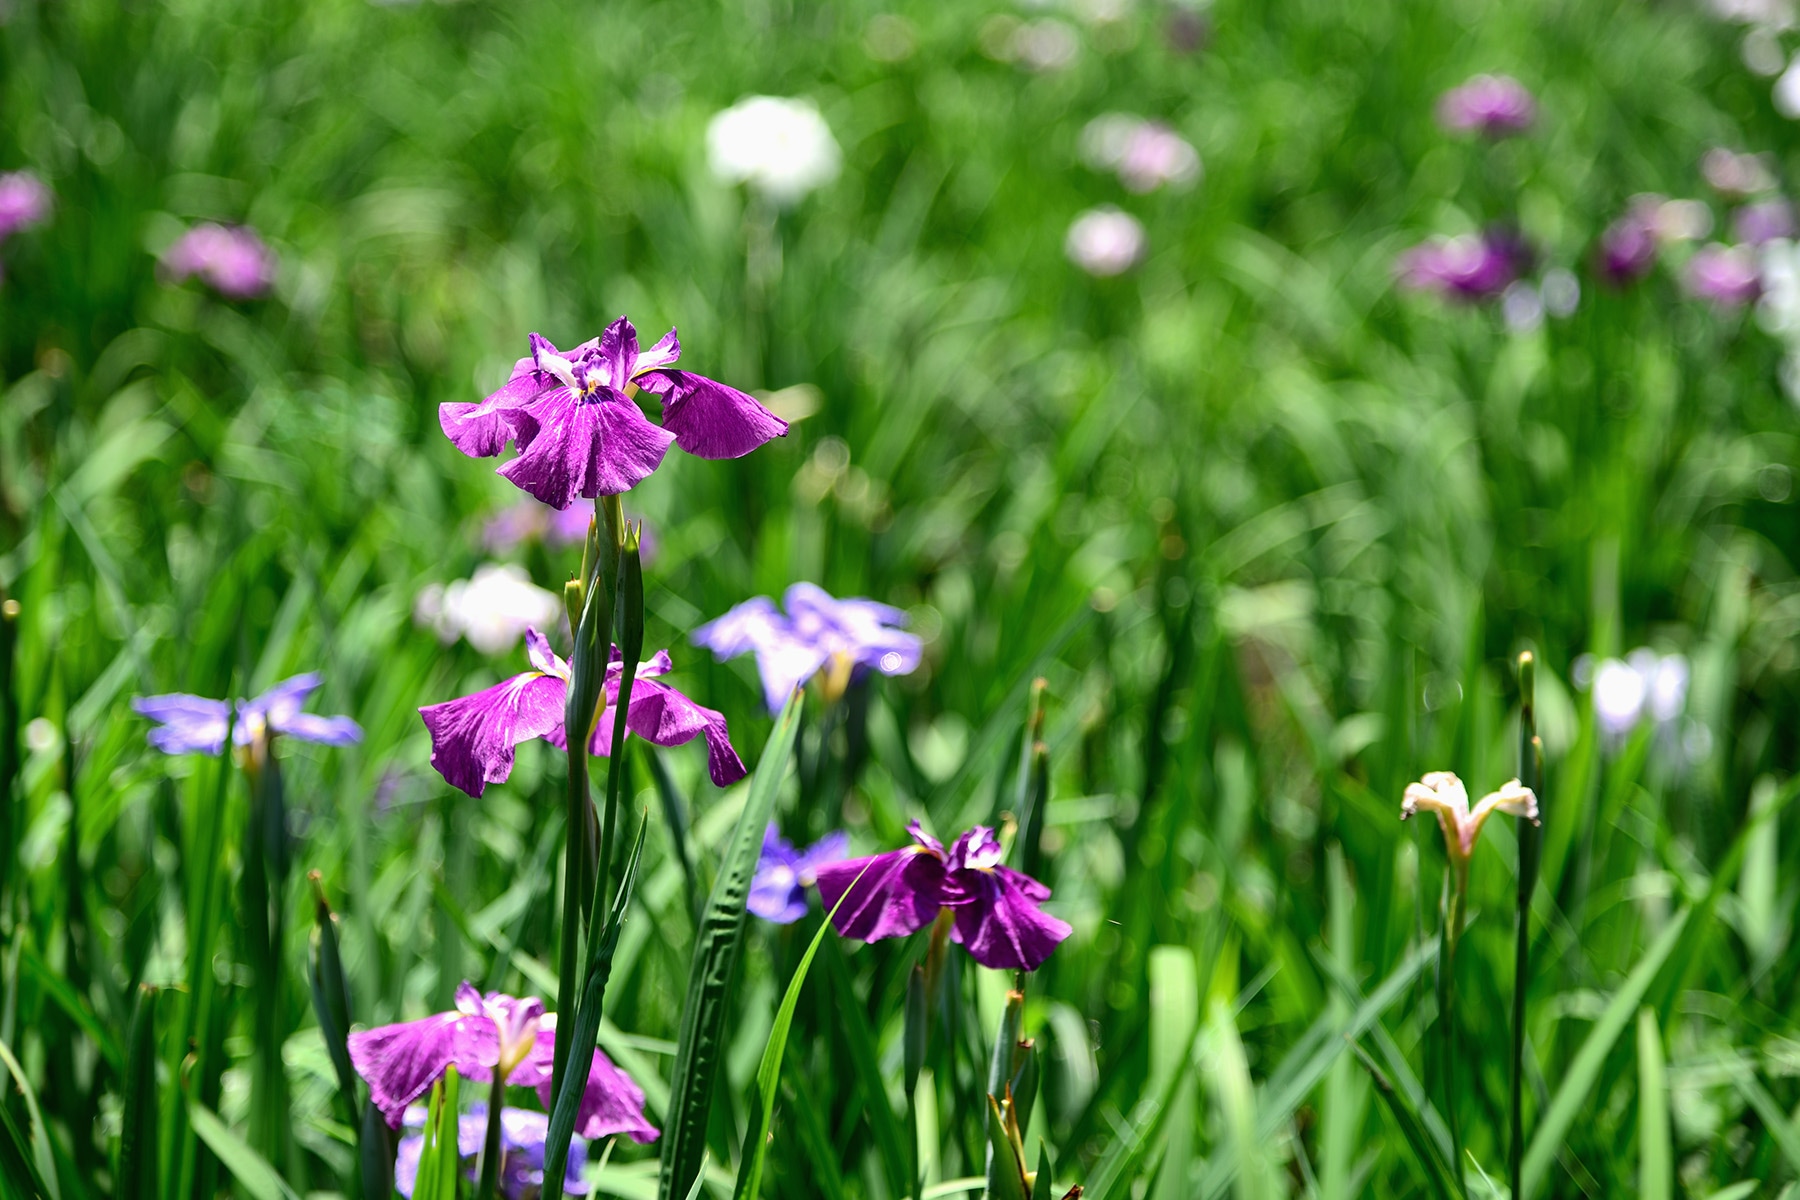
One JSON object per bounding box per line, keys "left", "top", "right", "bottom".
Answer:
{"left": 395, "top": 1106, "right": 589, "bottom": 1199}
{"left": 694, "top": 582, "right": 922, "bottom": 713}
{"left": 814, "top": 822, "right": 1071, "bottom": 971}
{"left": 132, "top": 673, "right": 362, "bottom": 755}
{"left": 440, "top": 316, "right": 788, "bottom": 510}
{"left": 348, "top": 981, "right": 658, "bottom": 1144}
{"left": 748, "top": 824, "right": 849, "bottom": 924}
{"left": 419, "top": 628, "right": 745, "bottom": 797}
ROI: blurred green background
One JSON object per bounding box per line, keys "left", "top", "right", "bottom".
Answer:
{"left": 6, "top": 0, "right": 1800, "bottom": 1194}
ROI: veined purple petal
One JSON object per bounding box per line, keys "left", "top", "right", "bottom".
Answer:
{"left": 635, "top": 327, "right": 680, "bottom": 373}
{"left": 641, "top": 369, "right": 789, "bottom": 459}
{"left": 132, "top": 693, "right": 231, "bottom": 756}
{"left": 419, "top": 671, "right": 568, "bottom": 797}
{"left": 814, "top": 845, "right": 946, "bottom": 943}
{"left": 599, "top": 316, "right": 639, "bottom": 389}
{"left": 941, "top": 866, "right": 1070, "bottom": 971}
{"left": 526, "top": 1020, "right": 660, "bottom": 1143}
{"left": 347, "top": 1008, "right": 500, "bottom": 1128}
{"left": 500, "top": 391, "right": 675, "bottom": 507}
{"left": 592, "top": 675, "right": 747, "bottom": 787}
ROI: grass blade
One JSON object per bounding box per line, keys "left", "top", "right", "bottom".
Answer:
{"left": 1521, "top": 908, "right": 1689, "bottom": 1200}
{"left": 659, "top": 691, "right": 802, "bottom": 1200}
{"left": 1349, "top": 1042, "right": 1459, "bottom": 1200}
{"left": 186, "top": 1101, "right": 301, "bottom": 1200}
{"left": 118, "top": 986, "right": 158, "bottom": 1200}
{"left": 820, "top": 935, "right": 910, "bottom": 1199}
{"left": 733, "top": 866, "right": 867, "bottom": 1200}
{"left": 1636, "top": 1010, "right": 1669, "bottom": 1200}
{"left": 0, "top": 1036, "right": 59, "bottom": 1200}
{"left": 1208, "top": 998, "right": 1277, "bottom": 1200}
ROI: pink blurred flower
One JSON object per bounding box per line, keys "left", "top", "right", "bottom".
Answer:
{"left": 1685, "top": 243, "right": 1761, "bottom": 306}
{"left": 1397, "top": 229, "right": 1532, "bottom": 300}
{"left": 1436, "top": 74, "right": 1536, "bottom": 136}
{"left": 1702, "top": 148, "right": 1777, "bottom": 199}
{"left": 1596, "top": 206, "right": 1658, "bottom": 286}
{"left": 161, "top": 223, "right": 277, "bottom": 299}
{"left": 0, "top": 172, "right": 51, "bottom": 240}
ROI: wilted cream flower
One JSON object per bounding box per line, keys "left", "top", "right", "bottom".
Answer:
{"left": 1401, "top": 771, "right": 1538, "bottom": 862}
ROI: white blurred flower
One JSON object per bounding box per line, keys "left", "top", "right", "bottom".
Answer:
{"left": 1014, "top": 19, "right": 1080, "bottom": 71}
{"left": 1502, "top": 281, "right": 1544, "bottom": 333}
{"left": 1757, "top": 238, "right": 1800, "bottom": 335}
{"left": 1065, "top": 206, "right": 1145, "bottom": 276}
{"left": 415, "top": 563, "right": 562, "bottom": 655}
{"left": 706, "top": 96, "right": 841, "bottom": 206}
{"left": 1592, "top": 657, "right": 1647, "bottom": 736}
{"left": 1542, "top": 267, "right": 1581, "bottom": 317}
{"left": 1777, "top": 56, "right": 1800, "bottom": 117}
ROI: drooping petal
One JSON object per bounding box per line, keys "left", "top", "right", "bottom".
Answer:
{"left": 275, "top": 712, "right": 364, "bottom": 745}
{"left": 1460, "top": 779, "right": 1539, "bottom": 857}
{"left": 242, "top": 673, "right": 322, "bottom": 727}
{"left": 692, "top": 596, "right": 786, "bottom": 658}
{"left": 419, "top": 671, "right": 567, "bottom": 797}
{"left": 525, "top": 1021, "right": 659, "bottom": 1143}
{"left": 500, "top": 391, "right": 675, "bottom": 507}
{"left": 347, "top": 1008, "right": 500, "bottom": 1128}
{"left": 941, "top": 867, "right": 1071, "bottom": 971}
{"left": 591, "top": 675, "right": 746, "bottom": 787}
{"left": 641, "top": 370, "right": 788, "bottom": 459}
{"left": 814, "top": 846, "right": 946, "bottom": 943}
{"left": 439, "top": 365, "right": 543, "bottom": 458}
{"left": 131, "top": 693, "right": 231, "bottom": 755}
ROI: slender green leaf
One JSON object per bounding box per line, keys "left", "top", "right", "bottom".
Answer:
{"left": 658, "top": 693, "right": 802, "bottom": 1200}
{"left": 0, "top": 1099, "right": 49, "bottom": 1200}
{"left": 119, "top": 986, "right": 158, "bottom": 1200}
{"left": 1636, "top": 1010, "right": 1669, "bottom": 1200}
{"left": 308, "top": 873, "right": 359, "bottom": 1129}
{"left": 984, "top": 1095, "right": 1029, "bottom": 1200}
{"left": 1349, "top": 1043, "right": 1459, "bottom": 1200}
{"left": 1209, "top": 999, "right": 1277, "bottom": 1200}
{"left": 1521, "top": 909, "right": 1689, "bottom": 1200}
{"left": 21, "top": 946, "right": 124, "bottom": 1070}
{"left": 1728, "top": 1063, "right": 1800, "bottom": 1179}
{"left": 0, "top": 1036, "right": 59, "bottom": 1200}
{"left": 186, "top": 1101, "right": 302, "bottom": 1200}
{"left": 822, "top": 935, "right": 911, "bottom": 1200}
{"left": 733, "top": 867, "right": 867, "bottom": 1200}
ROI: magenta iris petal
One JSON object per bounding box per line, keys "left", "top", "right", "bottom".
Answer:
{"left": 440, "top": 400, "right": 518, "bottom": 458}
{"left": 499, "top": 388, "right": 675, "bottom": 509}
{"left": 814, "top": 846, "right": 947, "bottom": 943}
{"left": 641, "top": 370, "right": 789, "bottom": 459}
{"left": 942, "top": 865, "right": 1071, "bottom": 971}
{"left": 131, "top": 693, "right": 231, "bottom": 755}
{"left": 347, "top": 1008, "right": 500, "bottom": 1128}
{"left": 419, "top": 669, "right": 568, "bottom": 797}
{"left": 590, "top": 675, "right": 747, "bottom": 787}
{"left": 526, "top": 1021, "right": 660, "bottom": 1143}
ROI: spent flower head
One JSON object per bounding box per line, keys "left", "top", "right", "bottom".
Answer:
{"left": 1400, "top": 771, "right": 1538, "bottom": 863}
{"left": 694, "top": 582, "right": 922, "bottom": 713}
{"left": 813, "top": 822, "right": 1071, "bottom": 971}
{"left": 441, "top": 317, "right": 787, "bottom": 510}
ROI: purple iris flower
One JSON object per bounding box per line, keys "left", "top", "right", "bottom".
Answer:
{"left": 1435, "top": 74, "right": 1536, "bottom": 136}
{"left": 749, "top": 824, "right": 850, "bottom": 924}
{"left": 1597, "top": 209, "right": 1658, "bottom": 286}
{"left": 1735, "top": 199, "right": 1796, "bottom": 246}
{"left": 812, "top": 822, "right": 1071, "bottom": 972}
{"left": 161, "top": 223, "right": 277, "bottom": 299}
{"left": 1396, "top": 229, "right": 1533, "bottom": 301}
{"left": 440, "top": 317, "right": 789, "bottom": 510}
{"left": 418, "top": 628, "right": 746, "bottom": 798}
{"left": 131, "top": 674, "right": 362, "bottom": 755}
{"left": 1685, "top": 243, "right": 1761, "bottom": 306}
{"left": 348, "top": 981, "right": 659, "bottom": 1143}
{"left": 693, "top": 582, "right": 922, "bottom": 713}
{"left": 0, "top": 172, "right": 51, "bottom": 240}
{"left": 395, "top": 1106, "right": 589, "bottom": 1199}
